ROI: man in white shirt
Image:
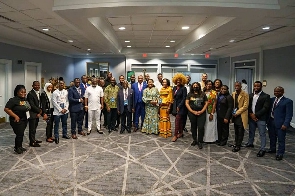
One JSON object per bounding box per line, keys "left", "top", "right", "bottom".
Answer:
{"left": 52, "top": 80, "right": 70, "bottom": 144}
{"left": 84, "top": 78, "right": 104, "bottom": 135}
{"left": 200, "top": 73, "right": 208, "bottom": 90}
{"left": 154, "top": 73, "right": 163, "bottom": 91}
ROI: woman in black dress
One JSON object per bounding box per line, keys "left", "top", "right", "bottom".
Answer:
{"left": 4, "top": 85, "right": 31, "bottom": 154}
{"left": 40, "top": 83, "right": 55, "bottom": 142}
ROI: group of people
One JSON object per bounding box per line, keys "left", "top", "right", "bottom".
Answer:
{"left": 4, "top": 72, "right": 293, "bottom": 161}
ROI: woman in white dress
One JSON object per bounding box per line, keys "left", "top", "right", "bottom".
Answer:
{"left": 203, "top": 80, "right": 218, "bottom": 143}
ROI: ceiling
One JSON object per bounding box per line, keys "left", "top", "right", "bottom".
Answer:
{"left": 0, "top": 0, "right": 295, "bottom": 58}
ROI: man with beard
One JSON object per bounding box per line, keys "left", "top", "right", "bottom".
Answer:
{"left": 154, "top": 73, "right": 163, "bottom": 91}
{"left": 104, "top": 77, "right": 120, "bottom": 133}
{"left": 104, "top": 72, "right": 112, "bottom": 87}
{"left": 84, "top": 78, "right": 104, "bottom": 135}
{"left": 245, "top": 81, "right": 270, "bottom": 157}
{"left": 130, "top": 74, "right": 136, "bottom": 86}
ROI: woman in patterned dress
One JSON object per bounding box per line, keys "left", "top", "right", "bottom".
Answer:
{"left": 159, "top": 78, "right": 173, "bottom": 138}
{"left": 203, "top": 80, "right": 218, "bottom": 143}
{"left": 142, "top": 79, "right": 160, "bottom": 134}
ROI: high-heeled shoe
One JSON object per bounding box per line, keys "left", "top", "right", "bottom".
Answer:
{"left": 171, "top": 136, "right": 178, "bottom": 142}
{"left": 177, "top": 134, "right": 183, "bottom": 138}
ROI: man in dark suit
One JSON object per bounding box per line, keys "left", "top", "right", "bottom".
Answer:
{"left": 117, "top": 80, "right": 134, "bottom": 133}
{"left": 245, "top": 81, "right": 270, "bottom": 157}
{"left": 80, "top": 75, "right": 90, "bottom": 131}
{"left": 68, "top": 78, "right": 85, "bottom": 139}
{"left": 267, "top": 86, "right": 293, "bottom": 161}
{"left": 132, "top": 75, "right": 147, "bottom": 132}
{"left": 27, "top": 81, "right": 42, "bottom": 147}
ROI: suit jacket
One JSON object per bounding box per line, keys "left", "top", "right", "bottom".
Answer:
{"left": 27, "top": 89, "right": 41, "bottom": 119}
{"left": 80, "top": 83, "right": 90, "bottom": 97}
{"left": 248, "top": 91, "right": 270, "bottom": 121}
{"left": 172, "top": 86, "right": 187, "bottom": 115}
{"left": 269, "top": 96, "right": 293, "bottom": 129}
{"left": 217, "top": 93, "right": 234, "bottom": 120}
{"left": 117, "top": 88, "right": 134, "bottom": 113}
{"left": 68, "top": 86, "right": 83, "bottom": 113}
{"left": 132, "top": 82, "right": 147, "bottom": 106}
{"left": 232, "top": 90, "right": 249, "bottom": 129}
{"left": 40, "top": 92, "right": 51, "bottom": 114}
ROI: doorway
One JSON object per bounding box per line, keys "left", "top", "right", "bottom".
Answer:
{"left": 24, "top": 62, "right": 42, "bottom": 91}
{"left": 0, "top": 59, "right": 12, "bottom": 122}
{"left": 234, "top": 60, "right": 255, "bottom": 94}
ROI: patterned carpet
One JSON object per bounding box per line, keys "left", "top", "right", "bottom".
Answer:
{"left": 0, "top": 117, "right": 295, "bottom": 196}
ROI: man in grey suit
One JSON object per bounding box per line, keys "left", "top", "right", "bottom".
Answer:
{"left": 117, "top": 80, "right": 134, "bottom": 133}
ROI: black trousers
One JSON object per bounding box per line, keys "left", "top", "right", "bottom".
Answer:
{"left": 121, "top": 106, "right": 132, "bottom": 130}
{"left": 217, "top": 116, "right": 229, "bottom": 144}
{"left": 70, "top": 109, "right": 84, "bottom": 134}
{"left": 46, "top": 108, "right": 54, "bottom": 139}
{"left": 107, "top": 108, "right": 117, "bottom": 130}
{"left": 233, "top": 116, "right": 244, "bottom": 147}
{"left": 188, "top": 111, "right": 206, "bottom": 142}
{"left": 29, "top": 117, "right": 39, "bottom": 143}
{"left": 10, "top": 120, "right": 27, "bottom": 148}
{"left": 100, "top": 105, "right": 108, "bottom": 126}
{"left": 183, "top": 113, "right": 188, "bottom": 130}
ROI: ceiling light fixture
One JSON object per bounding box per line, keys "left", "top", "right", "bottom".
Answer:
{"left": 68, "top": 40, "right": 73, "bottom": 43}
{"left": 127, "top": 46, "right": 131, "bottom": 47}
{"left": 170, "top": 40, "right": 175, "bottom": 43}
{"left": 165, "top": 46, "right": 170, "bottom": 47}
{"left": 87, "top": 49, "right": 91, "bottom": 51}
{"left": 262, "top": 26, "right": 270, "bottom": 30}
{"left": 42, "top": 28, "right": 49, "bottom": 31}
{"left": 229, "top": 39, "right": 235, "bottom": 43}
{"left": 119, "top": 27, "right": 125, "bottom": 30}
{"left": 210, "top": 47, "right": 213, "bottom": 50}
{"left": 182, "top": 26, "right": 189, "bottom": 30}
{"left": 125, "top": 40, "right": 130, "bottom": 42}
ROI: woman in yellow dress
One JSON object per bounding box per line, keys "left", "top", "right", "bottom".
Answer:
{"left": 159, "top": 78, "right": 173, "bottom": 138}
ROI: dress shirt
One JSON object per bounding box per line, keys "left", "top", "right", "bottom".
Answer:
{"left": 123, "top": 88, "right": 128, "bottom": 100}
{"left": 251, "top": 91, "right": 262, "bottom": 114}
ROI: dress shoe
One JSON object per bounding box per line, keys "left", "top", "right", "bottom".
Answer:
{"left": 35, "top": 140, "right": 42, "bottom": 143}
{"left": 266, "top": 149, "right": 276, "bottom": 153}
{"left": 30, "top": 142, "right": 41, "bottom": 147}
{"left": 14, "top": 147, "right": 23, "bottom": 154}
{"left": 257, "top": 150, "right": 266, "bottom": 157}
{"left": 198, "top": 143, "right": 203, "bottom": 149}
{"left": 228, "top": 144, "right": 236, "bottom": 148}
{"left": 171, "top": 136, "right": 178, "bottom": 142}
{"left": 191, "top": 141, "right": 198, "bottom": 146}
{"left": 46, "top": 138, "right": 54, "bottom": 143}
{"left": 62, "top": 135, "right": 71, "bottom": 139}
{"left": 177, "top": 133, "right": 184, "bottom": 138}
{"left": 78, "top": 131, "right": 86, "bottom": 136}
{"left": 55, "top": 138, "right": 59, "bottom": 144}
{"left": 243, "top": 143, "right": 254, "bottom": 148}
{"left": 127, "top": 128, "right": 131, "bottom": 133}
{"left": 87, "top": 130, "right": 91, "bottom": 135}
{"left": 232, "top": 146, "right": 241, "bottom": 152}
{"left": 217, "top": 142, "right": 227, "bottom": 146}
{"left": 72, "top": 134, "right": 77, "bottom": 139}
{"left": 120, "top": 129, "right": 125, "bottom": 134}
{"left": 20, "top": 147, "right": 27, "bottom": 152}
{"left": 133, "top": 127, "right": 138, "bottom": 132}
{"left": 98, "top": 130, "right": 104, "bottom": 134}
{"left": 113, "top": 128, "right": 118, "bottom": 132}
{"left": 108, "top": 129, "right": 112, "bottom": 133}
{"left": 183, "top": 128, "right": 188, "bottom": 132}
{"left": 276, "top": 154, "right": 283, "bottom": 161}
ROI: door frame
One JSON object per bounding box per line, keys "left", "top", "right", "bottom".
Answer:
{"left": 24, "top": 62, "right": 42, "bottom": 89}
{"left": 0, "top": 59, "right": 12, "bottom": 122}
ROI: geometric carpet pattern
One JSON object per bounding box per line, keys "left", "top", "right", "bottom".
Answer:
{"left": 0, "top": 117, "right": 295, "bottom": 196}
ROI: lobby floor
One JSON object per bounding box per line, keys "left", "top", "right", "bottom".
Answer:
{"left": 0, "top": 117, "right": 295, "bottom": 196}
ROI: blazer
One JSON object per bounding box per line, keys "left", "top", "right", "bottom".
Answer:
{"left": 117, "top": 88, "right": 134, "bottom": 113}
{"left": 40, "top": 92, "right": 51, "bottom": 114}
{"left": 248, "top": 91, "right": 270, "bottom": 121}
{"left": 269, "top": 96, "right": 293, "bottom": 129}
{"left": 80, "top": 82, "right": 90, "bottom": 97}
{"left": 27, "top": 89, "right": 41, "bottom": 119}
{"left": 217, "top": 93, "right": 234, "bottom": 120}
{"left": 232, "top": 90, "right": 249, "bottom": 129}
{"left": 68, "top": 86, "right": 83, "bottom": 113}
{"left": 172, "top": 86, "right": 187, "bottom": 115}
{"left": 132, "top": 82, "right": 147, "bottom": 106}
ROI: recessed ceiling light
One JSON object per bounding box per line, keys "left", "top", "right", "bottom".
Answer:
{"left": 42, "top": 28, "right": 49, "bottom": 31}
{"left": 125, "top": 40, "right": 130, "bottom": 42}
{"left": 262, "top": 26, "right": 270, "bottom": 30}
{"left": 191, "top": 54, "right": 194, "bottom": 55}
{"left": 68, "top": 40, "right": 73, "bottom": 43}
{"left": 119, "top": 27, "right": 125, "bottom": 30}
{"left": 210, "top": 47, "right": 213, "bottom": 50}
{"left": 127, "top": 46, "right": 131, "bottom": 47}
{"left": 182, "top": 26, "right": 190, "bottom": 30}
{"left": 170, "top": 40, "right": 175, "bottom": 43}
{"left": 165, "top": 46, "right": 170, "bottom": 47}
{"left": 87, "top": 49, "right": 91, "bottom": 51}
{"left": 198, "top": 34, "right": 205, "bottom": 39}
{"left": 229, "top": 39, "right": 235, "bottom": 43}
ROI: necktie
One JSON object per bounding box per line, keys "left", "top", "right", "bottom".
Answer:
{"left": 271, "top": 98, "right": 278, "bottom": 117}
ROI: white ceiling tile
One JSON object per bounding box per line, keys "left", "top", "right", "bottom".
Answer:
{"left": 51, "top": 25, "right": 73, "bottom": 32}
{"left": 156, "top": 16, "right": 182, "bottom": 24}
{"left": 152, "top": 31, "right": 172, "bottom": 36}
{"left": 133, "top": 31, "right": 152, "bottom": 36}
{"left": 179, "top": 15, "right": 208, "bottom": 25}
{"left": 131, "top": 16, "right": 156, "bottom": 24}
{"left": 0, "top": 0, "right": 37, "bottom": 10}
{"left": 19, "top": 20, "right": 45, "bottom": 27}
{"left": 1, "top": 11, "right": 33, "bottom": 21}
{"left": 62, "top": 30, "right": 80, "bottom": 36}
{"left": 38, "top": 18, "right": 64, "bottom": 26}
{"left": 116, "top": 31, "right": 134, "bottom": 36}
{"left": 21, "top": 9, "right": 52, "bottom": 20}
{"left": 154, "top": 24, "right": 177, "bottom": 31}
{"left": 171, "top": 30, "right": 190, "bottom": 35}
{"left": 1, "top": 22, "right": 26, "bottom": 29}
{"left": 0, "top": 2, "right": 14, "bottom": 13}
{"left": 132, "top": 24, "right": 153, "bottom": 31}
{"left": 108, "top": 17, "right": 131, "bottom": 25}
